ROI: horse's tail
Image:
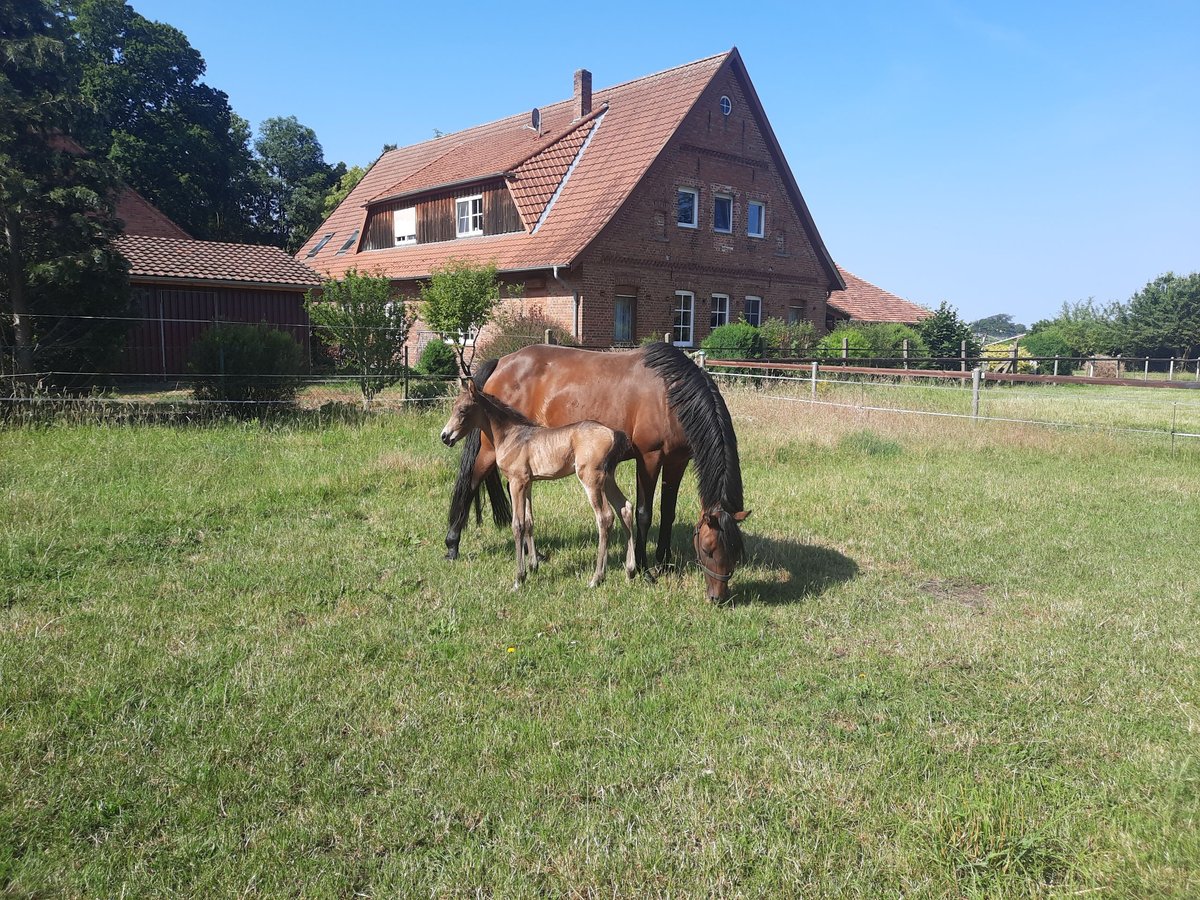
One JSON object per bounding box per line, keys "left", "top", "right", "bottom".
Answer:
{"left": 604, "top": 429, "right": 632, "bottom": 477}
{"left": 446, "top": 358, "right": 510, "bottom": 557}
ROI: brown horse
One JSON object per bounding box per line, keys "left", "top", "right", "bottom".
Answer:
{"left": 441, "top": 381, "right": 636, "bottom": 590}
{"left": 445, "top": 342, "right": 750, "bottom": 602}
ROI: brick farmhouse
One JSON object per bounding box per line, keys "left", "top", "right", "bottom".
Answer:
{"left": 299, "top": 49, "right": 860, "bottom": 351}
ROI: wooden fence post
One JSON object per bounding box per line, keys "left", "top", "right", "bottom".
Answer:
{"left": 403, "top": 345, "right": 409, "bottom": 402}
{"left": 1169, "top": 357, "right": 1175, "bottom": 381}
{"left": 811, "top": 360, "right": 818, "bottom": 400}
{"left": 972, "top": 367, "right": 982, "bottom": 418}
{"left": 842, "top": 336, "right": 849, "bottom": 363}
{"left": 960, "top": 340, "right": 968, "bottom": 372}
{"left": 903, "top": 339, "right": 909, "bottom": 367}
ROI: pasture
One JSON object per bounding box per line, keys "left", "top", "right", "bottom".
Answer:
{"left": 2, "top": 387, "right": 1198, "bottom": 896}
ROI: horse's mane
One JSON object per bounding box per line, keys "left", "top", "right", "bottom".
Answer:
{"left": 640, "top": 342, "right": 744, "bottom": 514}
{"left": 472, "top": 387, "right": 540, "bottom": 429}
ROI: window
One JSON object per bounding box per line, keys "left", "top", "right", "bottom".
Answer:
{"left": 614, "top": 295, "right": 636, "bottom": 343}
{"left": 456, "top": 195, "right": 483, "bottom": 237}
{"left": 710, "top": 293, "right": 729, "bottom": 329}
{"left": 744, "top": 295, "right": 762, "bottom": 327}
{"left": 394, "top": 207, "right": 416, "bottom": 245}
{"left": 306, "top": 233, "right": 334, "bottom": 257}
{"left": 747, "top": 201, "right": 765, "bottom": 238}
{"left": 719, "top": 95, "right": 732, "bottom": 116}
{"left": 713, "top": 194, "right": 732, "bottom": 233}
{"left": 676, "top": 188, "right": 698, "bottom": 228}
{"left": 673, "top": 291, "right": 695, "bottom": 347}
{"left": 787, "top": 304, "right": 805, "bottom": 325}
{"left": 336, "top": 230, "right": 360, "bottom": 256}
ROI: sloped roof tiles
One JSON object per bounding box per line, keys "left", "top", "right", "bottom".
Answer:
{"left": 829, "top": 266, "right": 930, "bottom": 323}
{"left": 117, "top": 235, "right": 321, "bottom": 288}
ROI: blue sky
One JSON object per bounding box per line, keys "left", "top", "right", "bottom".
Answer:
{"left": 132, "top": 0, "right": 1198, "bottom": 325}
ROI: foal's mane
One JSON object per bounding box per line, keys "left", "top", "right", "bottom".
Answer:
{"left": 640, "top": 342, "right": 744, "bottom": 515}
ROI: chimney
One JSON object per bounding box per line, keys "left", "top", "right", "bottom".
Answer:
{"left": 574, "top": 68, "right": 592, "bottom": 119}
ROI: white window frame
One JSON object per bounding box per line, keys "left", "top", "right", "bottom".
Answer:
{"left": 747, "top": 201, "right": 765, "bottom": 238}
{"left": 614, "top": 294, "right": 636, "bottom": 344}
{"left": 676, "top": 187, "right": 698, "bottom": 229}
{"left": 673, "top": 291, "right": 695, "bottom": 347}
{"left": 455, "top": 195, "right": 483, "bottom": 237}
{"left": 744, "top": 295, "right": 762, "bottom": 327}
{"left": 710, "top": 293, "right": 729, "bottom": 329}
{"left": 713, "top": 194, "right": 733, "bottom": 234}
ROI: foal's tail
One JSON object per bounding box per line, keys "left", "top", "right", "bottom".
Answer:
{"left": 604, "top": 429, "right": 632, "bottom": 477}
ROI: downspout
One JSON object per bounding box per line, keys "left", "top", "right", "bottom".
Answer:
{"left": 552, "top": 265, "right": 579, "bottom": 341}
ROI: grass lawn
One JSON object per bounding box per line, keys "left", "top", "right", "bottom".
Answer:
{"left": 2, "top": 388, "right": 1198, "bottom": 896}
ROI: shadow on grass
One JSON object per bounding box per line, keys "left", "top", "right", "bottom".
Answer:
{"left": 647, "top": 531, "right": 858, "bottom": 606}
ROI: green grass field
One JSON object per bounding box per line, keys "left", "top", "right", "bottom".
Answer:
{"left": 2, "top": 390, "right": 1198, "bottom": 896}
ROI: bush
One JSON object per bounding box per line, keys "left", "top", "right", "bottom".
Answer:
{"left": 816, "top": 326, "right": 872, "bottom": 361}
{"left": 189, "top": 323, "right": 305, "bottom": 413}
{"left": 702, "top": 322, "right": 764, "bottom": 360}
{"left": 418, "top": 339, "right": 459, "bottom": 380}
{"left": 857, "top": 323, "right": 931, "bottom": 368}
{"left": 759, "top": 317, "right": 816, "bottom": 360}
{"left": 1022, "top": 328, "right": 1078, "bottom": 375}
{"left": 476, "top": 308, "right": 577, "bottom": 360}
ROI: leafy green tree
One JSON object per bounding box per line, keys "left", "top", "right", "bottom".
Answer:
{"left": 1114, "top": 272, "right": 1200, "bottom": 362}
{"left": 419, "top": 259, "right": 514, "bottom": 376}
{"left": 254, "top": 115, "right": 342, "bottom": 253}
{"left": 306, "top": 269, "right": 414, "bottom": 410}
{"left": 858, "top": 322, "right": 931, "bottom": 368}
{"left": 74, "top": 0, "right": 261, "bottom": 241}
{"left": 1, "top": 0, "right": 131, "bottom": 380}
{"left": 1021, "top": 327, "right": 1077, "bottom": 374}
{"left": 970, "top": 313, "right": 1027, "bottom": 341}
{"left": 1029, "top": 299, "right": 1119, "bottom": 358}
{"left": 916, "top": 302, "right": 981, "bottom": 366}
{"left": 322, "top": 164, "right": 366, "bottom": 219}
{"left": 816, "top": 326, "right": 872, "bottom": 361}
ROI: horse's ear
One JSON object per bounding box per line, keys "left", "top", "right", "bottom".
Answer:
{"left": 704, "top": 512, "right": 721, "bottom": 528}
{"left": 734, "top": 510, "right": 752, "bottom": 522}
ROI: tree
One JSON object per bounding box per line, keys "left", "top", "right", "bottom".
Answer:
{"left": 1114, "top": 272, "right": 1200, "bottom": 362}
{"left": 306, "top": 269, "right": 414, "bottom": 409}
{"left": 916, "top": 302, "right": 981, "bottom": 366}
{"left": 1, "top": 0, "right": 131, "bottom": 380}
{"left": 322, "top": 164, "right": 366, "bottom": 220}
{"left": 254, "top": 115, "right": 341, "bottom": 253}
{"left": 74, "top": 0, "right": 261, "bottom": 241}
{"left": 970, "top": 313, "right": 1026, "bottom": 341}
{"left": 1029, "top": 299, "right": 1120, "bottom": 358}
{"left": 419, "top": 259, "right": 515, "bottom": 376}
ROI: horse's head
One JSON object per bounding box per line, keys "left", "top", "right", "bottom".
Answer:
{"left": 440, "top": 380, "right": 481, "bottom": 447}
{"left": 693, "top": 507, "right": 751, "bottom": 604}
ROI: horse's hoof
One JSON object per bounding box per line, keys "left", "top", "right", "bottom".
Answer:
{"left": 588, "top": 577, "right": 604, "bottom": 588}
{"left": 445, "top": 548, "right": 459, "bottom": 561}
{"left": 641, "top": 568, "right": 657, "bottom": 585}
{"left": 511, "top": 581, "right": 523, "bottom": 592}
{"left": 626, "top": 568, "right": 636, "bottom": 580}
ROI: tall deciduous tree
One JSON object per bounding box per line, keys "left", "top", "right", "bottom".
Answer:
{"left": 254, "top": 115, "right": 342, "bottom": 253}
{"left": 1115, "top": 272, "right": 1200, "bottom": 362}
{"left": 74, "top": 0, "right": 261, "bottom": 241}
{"left": 321, "top": 164, "right": 366, "bottom": 220}
{"left": 1, "top": 0, "right": 130, "bottom": 380}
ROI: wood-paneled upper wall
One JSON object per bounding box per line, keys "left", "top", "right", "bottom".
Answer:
{"left": 361, "top": 180, "right": 523, "bottom": 251}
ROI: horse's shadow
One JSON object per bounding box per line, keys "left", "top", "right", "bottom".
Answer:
{"left": 659, "top": 531, "right": 858, "bottom": 606}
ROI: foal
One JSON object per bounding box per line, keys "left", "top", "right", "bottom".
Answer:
{"left": 440, "top": 381, "right": 636, "bottom": 590}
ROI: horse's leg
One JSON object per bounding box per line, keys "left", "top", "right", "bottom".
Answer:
{"left": 655, "top": 454, "right": 689, "bottom": 566}
{"left": 523, "top": 489, "right": 538, "bottom": 573}
{"left": 509, "top": 478, "right": 529, "bottom": 591}
{"left": 445, "top": 431, "right": 498, "bottom": 560}
{"left": 634, "top": 451, "right": 662, "bottom": 575}
{"left": 603, "top": 475, "right": 637, "bottom": 579}
{"left": 583, "top": 469, "right": 614, "bottom": 588}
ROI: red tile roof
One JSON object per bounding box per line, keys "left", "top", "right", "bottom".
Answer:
{"left": 114, "top": 186, "right": 191, "bottom": 239}
{"left": 116, "top": 235, "right": 320, "bottom": 288}
{"left": 297, "top": 52, "right": 735, "bottom": 278}
{"left": 828, "top": 266, "right": 930, "bottom": 323}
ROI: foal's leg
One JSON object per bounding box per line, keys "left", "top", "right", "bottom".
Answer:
{"left": 509, "top": 478, "right": 530, "bottom": 590}
{"left": 523, "top": 489, "right": 538, "bottom": 572}
{"left": 580, "top": 466, "right": 614, "bottom": 588}
{"left": 603, "top": 475, "right": 637, "bottom": 579}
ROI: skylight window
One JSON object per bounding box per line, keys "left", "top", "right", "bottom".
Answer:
{"left": 336, "top": 230, "right": 360, "bottom": 255}
{"left": 306, "top": 233, "right": 334, "bottom": 257}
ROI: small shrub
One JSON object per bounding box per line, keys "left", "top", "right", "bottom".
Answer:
{"left": 476, "top": 308, "right": 576, "bottom": 360}
{"left": 858, "top": 323, "right": 931, "bottom": 368}
{"left": 189, "top": 323, "right": 305, "bottom": 413}
{"left": 816, "top": 326, "right": 872, "bottom": 361}
{"left": 702, "top": 322, "right": 764, "bottom": 360}
{"left": 418, "top": 339, "right": 459, "bottom": 379}
{"left": 759, "top": 317, "right": 816, "bottom": 360}
{"left": 1022, "top": 329, "right": 1078, "bottom": 375}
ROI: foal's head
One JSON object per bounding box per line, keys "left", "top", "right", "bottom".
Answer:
{"left": 440, "top": 381, "right": 484, "bottom": 447}
{"left": 693, "top": 507, "right": 751, "bottom": 604}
